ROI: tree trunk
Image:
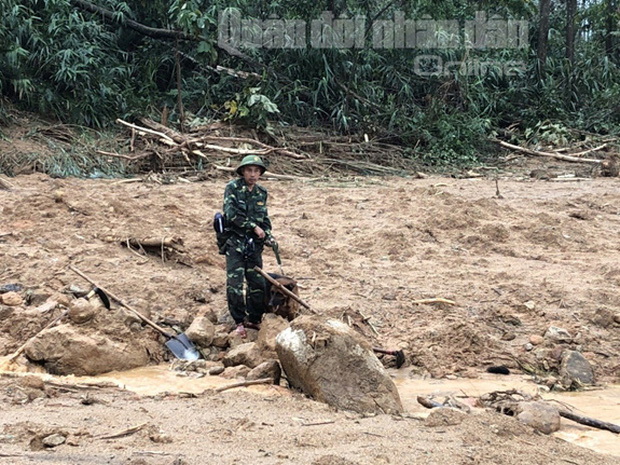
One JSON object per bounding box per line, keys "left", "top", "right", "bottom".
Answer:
{"left": 538, "top": 0, "right": 552, "bottom": 76}
{"left": 566, "top": 0, "right": 577, "bottom": 64}
{"left": 606, "top": 0, "right": 616, "bottom": 60}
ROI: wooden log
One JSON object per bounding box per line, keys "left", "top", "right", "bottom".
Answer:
{"left": 215, "top": 377, "right": 273, "bottom": 393}
{"left": 559, "top": 409, "right": 620, "bottom": 434}
{"left": 0, "top": 176, "right": 14, "bottom": 191}
{"left": 496, "top": 140, "right": 603, "bottom": 165}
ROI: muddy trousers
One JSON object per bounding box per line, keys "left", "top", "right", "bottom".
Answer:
{"left": 225, "top": 240, "right": 266, "bottom": 325}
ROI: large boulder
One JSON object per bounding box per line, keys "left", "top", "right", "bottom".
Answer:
{"left": 275, "top": 316, "right": 403, "bottom": 415}
{"left": 185, "top": 316, "right": 215, "bottom": 348}
{"left": 24, "top": 325, "right": 150, "bottom": 376}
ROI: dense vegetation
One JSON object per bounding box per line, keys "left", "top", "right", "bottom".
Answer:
{"left": 1, "top": 0, "right": 618, "bottom": 165}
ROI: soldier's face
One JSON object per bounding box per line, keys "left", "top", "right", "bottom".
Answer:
{"left": 242, "top": 165, "right": 262, "bottom": 187}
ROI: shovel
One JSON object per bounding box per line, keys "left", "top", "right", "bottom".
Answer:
{"left": 69, "top": 266, "right": 199, "bottom": 361}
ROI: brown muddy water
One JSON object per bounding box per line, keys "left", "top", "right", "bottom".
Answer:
{"left": 2, "top": 363, "right": 619, "bottom": 457}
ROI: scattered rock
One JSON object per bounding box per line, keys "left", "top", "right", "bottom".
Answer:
{"left": 590, "top": 308, "right": 615, "bottom": 328}
{"left": 0, "top": 283, "right": 23, "bottom": 294}
{"left": 185, "top": 316, "right": 215, "bottom": 348}
{"left": 221, "top": 365, "right": 251, "bottom": 379}
{"left": 501, "top": 331, "right": 516, "bottom": 341}
{"left": 24, "top": 325, "right": 150, "bottom": 376}
{"left": 522, "top": 301, "right": 536, "bottom": 311}
{"left": 27, "top": 291, "right": 51, "bottom": 307}
{"left": 516, "top": 401, "right": 561, "bottom": 434}
{"left": 42, "top": 433, "right": 66, "bottom": 448}
{"left": 560, "top": 350, "right": 595, "bottom": 388}
{"left": 1, "top": 291, "right": 23, "bottom": 306}
{"left": 222, "top": 342, "right": 264, "bottom": 369}
{"left": 524, "top": 343, "right": 533, "bottom": 351}
{"left": 424, "top": 408, "right": 467, "bottom": 427}
{"left": 247, "top": 359, "right": 281, "bottom": 384}
{"left": 212, "top": 331, "right": 230, "bottom": 349}
{"left": 544, "top": 326, "right": 572, "bottom": 343}
{"left": 256, "top": 313, "right": 289, "bottom": 354}
{"left": 208, "top": 365, "right": 225, "bottom": 376}
{"left": 68, "top": 298, "right": 97, "bottom": 324}
{"left": 529, "top": 335, "right": 544, "bottom": 345}
{"left": 275, "top": 316, "right": 403, "bottom": 415}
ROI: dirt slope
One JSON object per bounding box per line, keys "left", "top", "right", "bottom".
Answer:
{"left": 1, "top": 173, "right": 619, "bottom": 464}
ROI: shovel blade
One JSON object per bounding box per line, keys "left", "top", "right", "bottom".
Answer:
{"left": 165, "top": 333, "right": 200, "bottom": 361}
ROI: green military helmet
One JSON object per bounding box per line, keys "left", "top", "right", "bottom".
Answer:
{"left": 236, "top": 154, "right": 267, "bottom": 175}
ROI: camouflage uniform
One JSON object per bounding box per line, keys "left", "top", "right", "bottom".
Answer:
{"left": 223, "top": 177, "right": 272, "bottom": 325}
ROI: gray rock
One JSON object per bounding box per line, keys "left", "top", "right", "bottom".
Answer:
{"left": 185, "top": 316, "right": 215, "bottom": 348}
{"left": 247, "top": 359, "right": 281, "bottom": 384}
{"left": 560, "top": 350, "right": 594, "bottom": 388}
{"left": 544, "top": 326, "right": 572, "bottom": 343}
{"left": 516, "top": 401, "right": 561, "bottom": 434}
{"left": 276, "top": 316, "right": 403, "bottom": 415}
{"left": 208, "top": 365, "right": 225, "bottom": 376}
{"left": 222, "top": 342, "right": 264, "bottom": 369}
{"left": 42, "top": 434, "right": 66, "bottom": 448}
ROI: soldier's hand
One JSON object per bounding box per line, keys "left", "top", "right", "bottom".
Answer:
{"left": 254, "top": 225, "right": 266, "bottom": 239}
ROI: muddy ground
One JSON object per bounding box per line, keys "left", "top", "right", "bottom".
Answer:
{"left": 1, "top": 171, "right": 619, "bottom": 464}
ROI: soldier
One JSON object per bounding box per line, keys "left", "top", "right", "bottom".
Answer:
{"left": 222, "top": 155, "right": 272, "bottom": 338}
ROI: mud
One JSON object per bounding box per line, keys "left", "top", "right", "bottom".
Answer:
{"left": 1, "top": 173, "right": 620, "bottom": 463}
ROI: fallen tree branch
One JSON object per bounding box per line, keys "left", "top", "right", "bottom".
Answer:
{"left": 559, "top": 409, "right": 620, "bottom": 434}
{"left": 496, "top": 140, "right": 603, "bottom": 165}
{"left": 73, "top": 0, "right": 193, "bottom": 41}
{"left": 116, "top": 119, "right": 175, "bottom": 144}
{"left": 0, "top": 176, "right": 14, "bottom": 190}
{"left": 97, "top": 422, "right": 148, "bottom": 440}
{"left": 411, "top": 298, "right": 456, "bottom": 306}
{"left": 215, "top": 377, "right": 273, "bottom": 393}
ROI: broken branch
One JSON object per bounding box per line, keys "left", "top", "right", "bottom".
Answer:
{"left": 411, "top": 298, "right": 456, "bottom": 306}
{"left": 215, "top": 377, "right": 273, "bottom": 393}
{"left": 98, "top": 422, "right": 148, "bottom": 440}
{"left": 559, "top": 409, "right": 620, "bottom": 434}
{"left": 496, "top": 140, "right": 603, "bottom": 165}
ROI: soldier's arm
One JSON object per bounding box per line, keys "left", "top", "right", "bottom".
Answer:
{"left": 223, "top": 184, "right": 258, "bottom": 232}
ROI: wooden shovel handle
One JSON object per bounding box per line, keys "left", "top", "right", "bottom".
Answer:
{"left": 68, "top": 266, "right": 173, "bottom": 338}
{"left": 253, "top": 266, "right": 316, "bottom": 314}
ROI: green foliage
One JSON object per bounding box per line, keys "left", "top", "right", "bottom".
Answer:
{"left": 0, "top": 0, "right": 618, "bottom": 168}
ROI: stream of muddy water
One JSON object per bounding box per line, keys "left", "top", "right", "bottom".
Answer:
{"left": 2, "top": 363, "right": 618, "bottom": 457}
{"left": 94, "top": 366, "right": 619, "bottom": 458}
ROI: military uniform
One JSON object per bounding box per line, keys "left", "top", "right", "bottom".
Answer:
{"left": 223, "top": 177, "right": 272, "bottom": 325}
